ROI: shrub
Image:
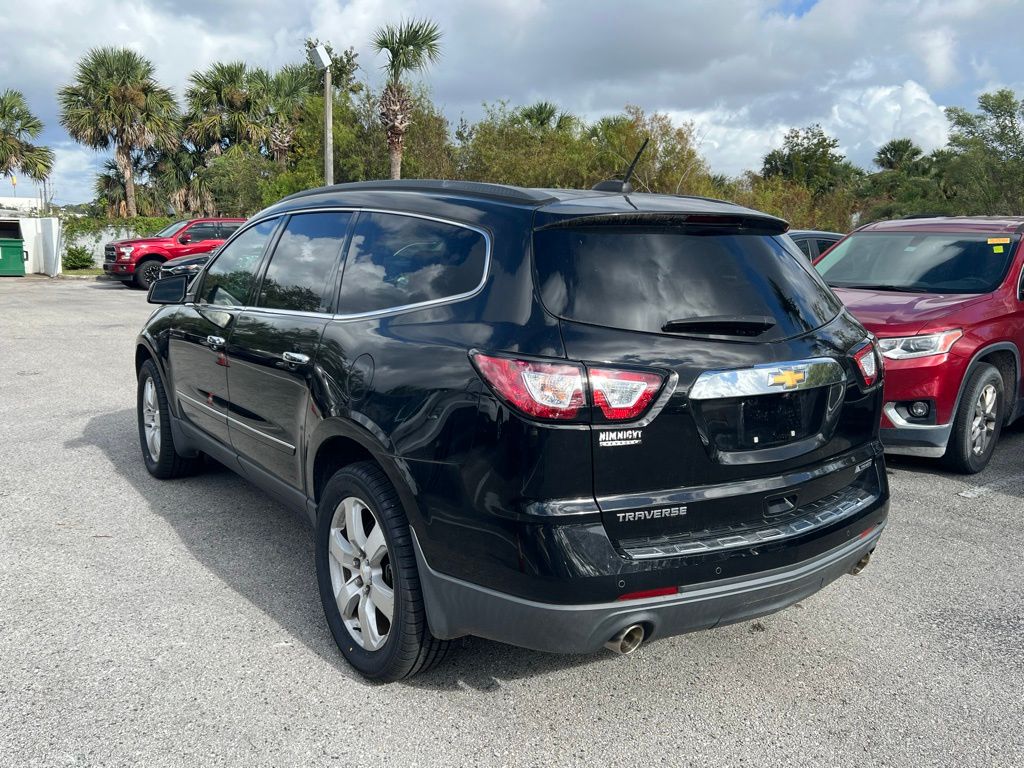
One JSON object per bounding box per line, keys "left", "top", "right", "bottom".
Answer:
{"left": 62, "top": 245, "right": 95, "bottom": 270}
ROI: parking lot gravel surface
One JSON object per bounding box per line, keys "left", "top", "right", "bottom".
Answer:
{"left": 1, "top": 277, "right": 1022, "bottom": 767}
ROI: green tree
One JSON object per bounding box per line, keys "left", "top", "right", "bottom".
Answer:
{"left": 184, "top": 61, "right": 267, "bottom": 156}
{"left": 371, "top": 18, "right": 443, "bottom": 179}
{"left": 762, "top": 124, "right": 861, "bottom": 195}
{"left": 203, "top": 144, "right": 276, "bottom": 216}
{"left": 588, "top": 105, "right": 713, "bottom": 195}
{"left": 945, "top": 89, "right": 1024, "bottom": 214}
{"left": 0, "top": 89, "right": 54, "bottom": 185}
{"left": 303, "top": 38, "right": 362, "bottom": 96}
{"left": 59, "top": 47, "right": 179, "bottom": 218}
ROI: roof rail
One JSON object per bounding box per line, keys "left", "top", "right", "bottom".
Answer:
{"left": 283, "top": 179, "right": 559, "bottom": 205}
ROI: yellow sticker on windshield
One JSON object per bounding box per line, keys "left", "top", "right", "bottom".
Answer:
{"left": 994, "top": 245, "right": 1005, "bottom": 253}
{"left": 988, "top": 237, "right": 1011, "bottom": 244}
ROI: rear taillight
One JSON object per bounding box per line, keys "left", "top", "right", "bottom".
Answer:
{"left": 853, "top": 342, "right": 879, "bottom": 387}
{"left": 471, "top": 354, "right": 585, "bottom": 420}
{"left": 589, "top": 368, "right": 663, "bottom": 420}
{"left": 471, "top": 353, "right": 664, "bottom": 422}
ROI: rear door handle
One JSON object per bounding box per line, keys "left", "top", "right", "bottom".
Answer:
{"left": 207, "top": 335, "right": 226, "bottom": 350}
{"left": 282, "top": 351, "right": 310, "bottom": 366}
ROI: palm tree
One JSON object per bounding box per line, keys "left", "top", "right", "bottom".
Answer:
{"left": 518, "top": 101, "right": 574, "bottom": 132}
{"left": 250, "top": 65, "right": 317, "bottom": 165}
{"left": 874, "top": 138, "right": 924, "bottom": 172}
{"left": 59, "top": 47, "right": 179, "bottom": 218}
{"left": 94, "top": 155, "right": 162, "bottom": 217}
{"left": 152, "top": 145, "right": 212, "bottom": 215}
{"left": 0, "top": 89, "right": 55, "bottom": 186}
{"left": 372, "top": 18, "right": 443, "bottom": 179}
{"left": 185, "top": 61, "right": 267, "bottom": 156}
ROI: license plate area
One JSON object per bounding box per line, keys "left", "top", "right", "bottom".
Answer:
{"left": 696, "top": 390, "right": 824, "bottom": 452}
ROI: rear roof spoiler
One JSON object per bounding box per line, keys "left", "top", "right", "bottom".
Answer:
{"left": 535, "top": 211, "right": 789, "bottom": 236}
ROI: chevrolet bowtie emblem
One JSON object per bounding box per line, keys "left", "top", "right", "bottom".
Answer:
{"left": 768, "top": 368, "right": 806, "bottom": 389}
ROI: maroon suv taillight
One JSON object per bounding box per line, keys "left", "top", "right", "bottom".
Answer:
{"left": 472, "top": 353, "right": 665, "bottom": 422}
{"left": 853, "top": 341, "right": 880, "bottom": 387}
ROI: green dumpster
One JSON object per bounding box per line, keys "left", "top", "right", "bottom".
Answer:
{"left": 0, "top": 237, "right": 26, "bottom": 276}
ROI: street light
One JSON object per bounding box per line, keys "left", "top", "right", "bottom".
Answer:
{"left": 310, "top": 44, "right": 333, "bottom": 186}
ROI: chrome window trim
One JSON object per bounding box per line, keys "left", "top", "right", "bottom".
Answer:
{"left": 688, "top": 357, "right": 846, "bottom": 400}
{"left": 193, "top": 214, "right": 285, "bottom": 307}
{"left": 233, "top": 206, "right": 492, "bottom": 321}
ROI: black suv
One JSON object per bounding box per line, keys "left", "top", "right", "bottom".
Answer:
{"left": 136, "top": 180, "right": 889, "bottom": 680}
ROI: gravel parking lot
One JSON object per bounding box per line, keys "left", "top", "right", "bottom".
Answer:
{"left": 1, "top": 277, "right": 1022, "bottom": 767}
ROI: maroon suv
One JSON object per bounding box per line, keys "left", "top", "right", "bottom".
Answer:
{"left": 815, "top": 216, "right": 1024, "bottom": 473}
{"left": 103, "top": 218, "right": 245, "bottom": 289}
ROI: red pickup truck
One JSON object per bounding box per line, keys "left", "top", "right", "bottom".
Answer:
{"left": 103, "top": 218, "right": 245, "bottom": 289}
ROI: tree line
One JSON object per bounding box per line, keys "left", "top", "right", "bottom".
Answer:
{"left": 2, "top": 17, "right": 1024, "bottom": 232}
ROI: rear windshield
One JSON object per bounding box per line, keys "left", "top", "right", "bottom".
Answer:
{"left": 817, "top": 232, "right": 1016, "bottom": 294}
{"left": 533, "top": 227, "right": 842, "bottom": 341}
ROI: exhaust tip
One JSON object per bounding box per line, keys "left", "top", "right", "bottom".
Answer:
{"left": 850, "top": 550, "right": 872, "bottom": 575}
{"left": 605, "top": 624, "right": 645, "bottom": 655}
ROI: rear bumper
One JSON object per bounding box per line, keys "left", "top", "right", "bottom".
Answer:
{"left": 414, "top": 518, "right": 886, "bottom": 654}
{"left": 880, "top": 422, "right": 951, "bottom": 458}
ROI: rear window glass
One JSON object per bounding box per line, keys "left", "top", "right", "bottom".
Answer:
{"left": 534, "top": 227, "right": 841, "bottom": 340}
{"left": 817, "top": 232, "right": 1015, "bottom": 294}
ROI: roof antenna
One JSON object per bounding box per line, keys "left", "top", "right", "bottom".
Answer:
{"left": 591, "top": 136, "right": 649, "bottom": 194}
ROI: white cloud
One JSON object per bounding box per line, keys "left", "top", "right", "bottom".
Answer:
{"left": 45, "top": 143, "right": 105, "bottom": 205}
{"left": 4, "top": 0, "right": 1024, "bottom": 202}
{"left": 668, "top": 80, "right": 948, "bottom": 177}
{"left": 912, "top": 27, "right": 959, "bottom": 87}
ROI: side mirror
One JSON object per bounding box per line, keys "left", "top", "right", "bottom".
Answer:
{"left": 148, "top": 273, "right": 189, "bottom": 304}
{"left": 178, "top": 233, "right": 192, "bottom": 244}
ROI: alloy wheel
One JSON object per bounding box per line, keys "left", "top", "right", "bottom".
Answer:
{"left": 327, "top": 496, "right": 395, "bottom": 651}
{"left": 143, "top": 263, "right": 161, "bottom": 286}
{"left": 142, "top": 377, "right": 161, "bottom": 461}
{"left": 970, "top": 383, "right": 998, "bottom": 456}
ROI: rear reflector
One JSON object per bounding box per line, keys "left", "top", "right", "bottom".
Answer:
{"left": 853, "top": 342, "right": 879, "bottom": 387}
{"left": 616, "top": 586, "right": 678, "bottom": 601}
{"left": 471, "top": 354, "right": 585, "bottom": 420}
{"left": 590, "top": 368, "right": 663, "bottom": 420}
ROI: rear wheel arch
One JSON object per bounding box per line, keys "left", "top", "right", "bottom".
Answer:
{"left": 308, "top": 426, "right": 423, "bottom": 528}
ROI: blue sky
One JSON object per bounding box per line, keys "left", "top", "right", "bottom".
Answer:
{"left": 2, "top": 0, "right": 1023, "bottom": 205}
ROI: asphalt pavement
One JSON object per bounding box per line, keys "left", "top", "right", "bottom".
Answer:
{"left": 1, "top": 277, "right": 1021, "bottom": 767}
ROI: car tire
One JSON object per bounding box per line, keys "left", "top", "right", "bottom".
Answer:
{"left": 315, "top": 461, "right": 449, "bottom": 681}
{"left": 133, "top": 258, "right": 162, "bottom": 290}
{"left": 943, "top": 363, "right": 1004, "bottom": 474}
{"left": 137, "top": 359, "right": 201, "bottom": 479}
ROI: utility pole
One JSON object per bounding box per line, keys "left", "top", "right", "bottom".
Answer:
{"left": 311, "top": 44, "right": 334, "bottom": 186}
{"left": 324, "top": 65, "right": 333, "bottom": 186}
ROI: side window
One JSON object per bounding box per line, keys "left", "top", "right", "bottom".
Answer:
{"left": 257, "top": 212, "right": 353, "bottom": 313}
{"left": 219, "top": 222, "right": 241, "bottom": 239}
{"left": 197, "top": 219, "right": 277, "bottom": 306}
{"left": 337, "top": 212, "right": 488, "bottom": 315}
{"left": 816, "top": 238, "right": 837, "bottom": 256}
{"left": 186, "top": 223, "right": 219, "bottom": 243}
{"left": 794, "top": 238, "right": 813, "bottom": 258}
